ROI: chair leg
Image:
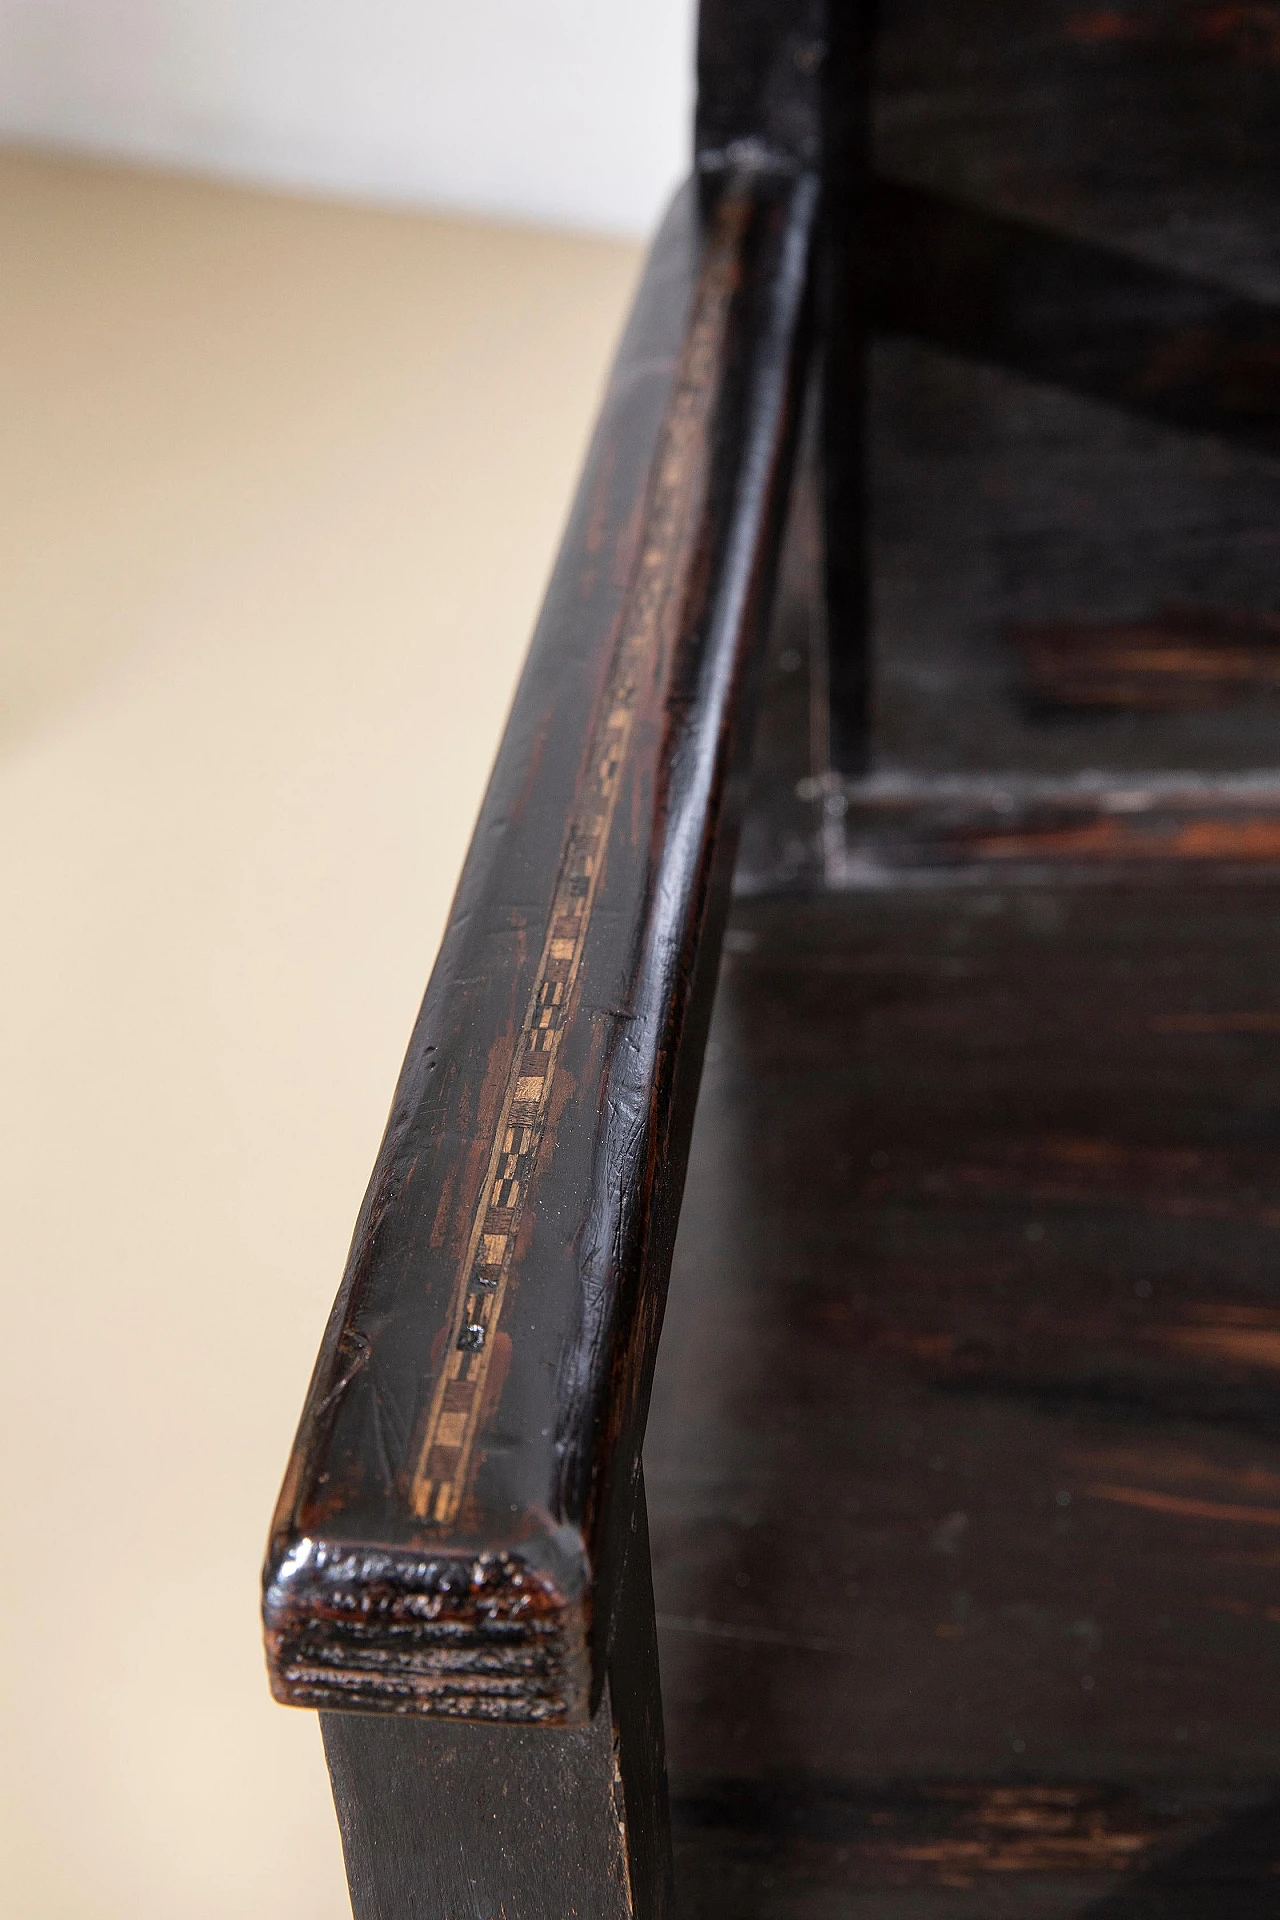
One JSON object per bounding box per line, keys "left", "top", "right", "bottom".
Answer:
{"left": 322, "top": 1700, "right": 632, "bottom": 1920}
{"left": 601, "top": 1469, "right": 673, "bottom": 1920}
{"left": 321, "top": 1475, "right": 672, "bottom": 1919}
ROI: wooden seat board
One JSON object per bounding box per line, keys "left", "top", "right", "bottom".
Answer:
{"left": 652, "top": 887, "right": 1280, "bottom": 1914}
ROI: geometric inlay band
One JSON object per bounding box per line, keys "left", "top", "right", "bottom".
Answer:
{"left": 409, "top": 193, "right": 749, "bottom": 1527}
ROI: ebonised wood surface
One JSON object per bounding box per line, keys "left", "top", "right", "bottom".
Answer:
{"left": 652, "top": 8, "right": 1280, "bottom": 1910}
{"left": 323, "top": 1473, "right": 671, "bottom": 1918}
{"left": 653, "top": 884, "right": 1280, "bottom": 1916}
{"left": 264, "top": 163, "right": 816, "bottom": 1727}
{"left": 860, "top": 0, "right": 1280, "bottom": 790}
{"left": 264, "top": 0, "right": 1280, "bottom": 1911}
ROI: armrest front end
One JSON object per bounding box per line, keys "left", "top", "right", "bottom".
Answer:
{"left": 263, "top": 164, "right": 817, "bottom": 1724}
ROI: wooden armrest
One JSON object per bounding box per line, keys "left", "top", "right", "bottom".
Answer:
{"left": 262, "top": 164, "right": 816, "bottom": 1725}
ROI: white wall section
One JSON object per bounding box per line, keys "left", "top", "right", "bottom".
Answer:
{"left": 0, "top": 0, "right": 695, "bottom": 235}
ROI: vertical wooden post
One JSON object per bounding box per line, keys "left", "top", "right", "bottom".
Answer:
{"left": 696, "top": 0, "right": 878, "bottom": 778}
{"left": 321, "top": 1475, "right": 672, "bottom": 1920}
{"left": 322, "top": 1703, "right": 633, "bottom": 1920}
{"left": 598, "top": 1473, "right": 672, "bottom": 1920}
{"left": 820, "top": 6, "right": 877, "bottom": 778}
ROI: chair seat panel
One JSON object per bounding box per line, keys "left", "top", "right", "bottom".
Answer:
{"left": 652, "top": 886, "right": 1280, "bottom": 1913}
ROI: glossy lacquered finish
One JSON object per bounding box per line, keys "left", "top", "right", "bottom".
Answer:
{"left": 263, "top": 165, "right": 816, "bottom": 1727}
{"left": 262, "top": 0, "right": 1280, "bottom": 1912}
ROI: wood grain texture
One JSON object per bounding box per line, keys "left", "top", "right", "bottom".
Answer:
{"left": 322, "top": 1472, "right": 672, "bottom": 1919}
{"left": 405, "top": 192, "right": 749, "bottom": 1539}
{"left": 696, "top": 0, "right": 877, "bottom": 779}
{"left": 1012, "top": 608, "right": 1280, "bottom": 714}
{"left": 819, "top": 3, "right": 878, "bottom": 778}
{"left": 868, "top": 176, "right": 1280, "bottom": 455}
{"left": 645, "top": 10, "right": 1280, "bottom": 1905}
{"left": 826, "top": 776, "right": 1280, "bottom": 884}
{"left": 858, "top": 0, "right": 1280, "bottom": 788}
{"left": 263, "top": 165, "right": 816, "bottom": 1725}
{"left": 650, "top": 887, "right": 1280, "bottom": 1914}
{"left": 322, "top": 1701, "right": 632, "bottom": 1920}
{"left": 265, "top": 0, "right": 1280, "bottom": 1909}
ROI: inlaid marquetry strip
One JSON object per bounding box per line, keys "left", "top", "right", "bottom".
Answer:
{"left": 409, "top": 194, "right": 748, "bottom": 1527}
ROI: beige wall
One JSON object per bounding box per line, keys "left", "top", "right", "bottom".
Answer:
{"left": 0, "top": 152, "right": 640, "bottom": 1917}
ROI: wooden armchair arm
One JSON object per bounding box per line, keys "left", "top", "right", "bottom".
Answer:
{"left": 262, "top": 162, "right": 817, "bottom": 1726}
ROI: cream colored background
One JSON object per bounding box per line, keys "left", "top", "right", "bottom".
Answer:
{"left": 0, "top": 151, "right": 641, "bottom": 1917}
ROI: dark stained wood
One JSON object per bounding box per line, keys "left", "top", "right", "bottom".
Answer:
{"left": 323, "top": 1701, "right": 632, "bottom": 1919}
{"left": 695, "top": 0, "right": 826, "bottom": 174}
{"left": 1013, "top": 608, "right": 1280, "bottom": 714}
{"left": 599, "top": 1472, "right": 674, "bottom": 1920}
{"left": 264, "top": 11, "right": 829, "bottom": 1914}
{"left": 649, "top": 885, "right": 1280, "bottom": 1915}
{"left": 641, "top": 7, "right": 1280, "bottom": 1903}
{"left": 322, "top": 1470, "right": 672, "bottom": 1919}
{"left": 696, "top": 1, "right": 878, "bottom": 781}
{"left": 264, "top": 164, "right": 817, "bottom": 1730}
{"left": 264, "top": 0, "right": 1280, "bottom": 1911}
{"left": 828, "top": 778, "right": 1280, "bottom": 884}
{"left": 820, "top": 4, "right": 877, "bottom": 778}
{"left": 859, "top": 0, "right": 1280, "bottom": 788}
{"left": 733, "top": 385, "right": 829, "bottom": 899}
{"left": 874, "top": 0, "right": 1280, "bottom": 288}
{"left": 868, "top": 178, "right": 1280, "bottom": 455}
